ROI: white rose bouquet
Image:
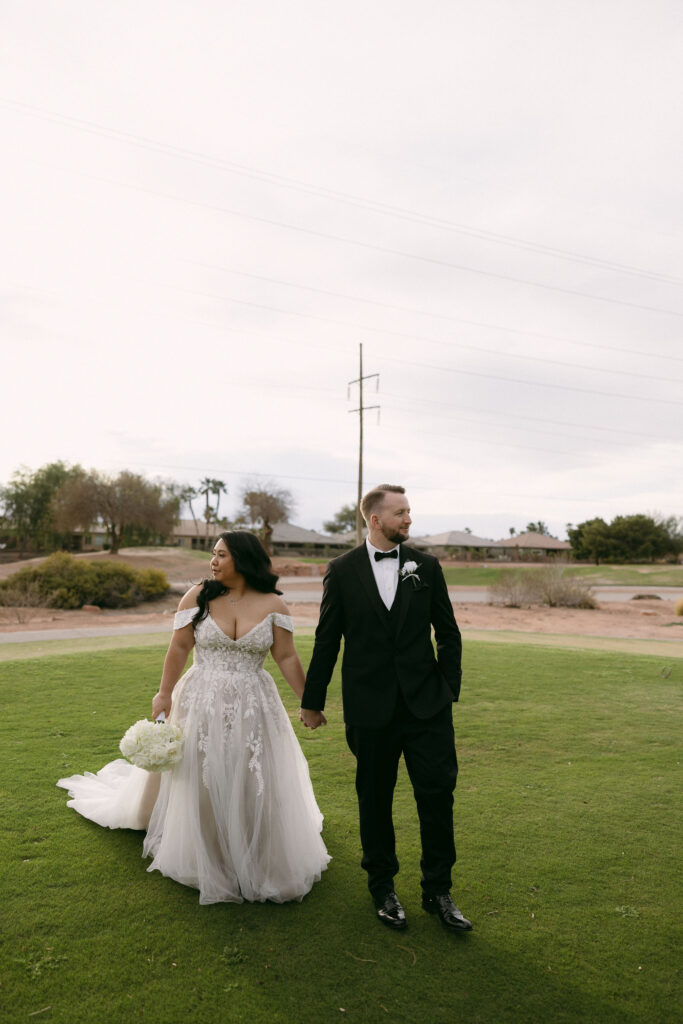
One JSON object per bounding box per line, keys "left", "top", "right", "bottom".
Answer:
{"left": 119, "top": 717, "right": 184, "bottom": 772}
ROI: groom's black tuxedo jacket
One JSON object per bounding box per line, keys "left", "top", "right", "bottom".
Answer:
{"left": 301, "top": 544, "right": 462, "bottom": 728}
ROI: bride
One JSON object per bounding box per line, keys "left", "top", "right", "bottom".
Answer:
{"left": 57, "top": 531, "right": 330, "bottom": 905}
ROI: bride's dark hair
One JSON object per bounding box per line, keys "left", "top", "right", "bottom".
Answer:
{"left": 193, "top": 530, "right": 282, "bottom": 627}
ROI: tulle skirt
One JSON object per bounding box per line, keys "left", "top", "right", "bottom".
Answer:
{"left": 58, "top": 666, "right": 330, "bottom": 904}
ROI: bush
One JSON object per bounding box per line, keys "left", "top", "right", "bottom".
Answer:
{"left": 489, "top": 566, "right": 596, "bottom": 609}
{"left": 0, "top": 553, "right": 169, "bottom": 610}
{"left": 487, "top": 572, "right": 530, "bottom": 608}
{"left": 676, "top": 598, "right": 683, "bottom": 617}
{"left": 0, "top": 578, "right": 49, "bottom": 623}
{"left": 134, "top": 568, "right": 170, "bottom": 600}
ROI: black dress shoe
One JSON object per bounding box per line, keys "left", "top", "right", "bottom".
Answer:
{"left": 422, "top": 893, "right": 472, "bottom": 931}
{"left": 375, "top": 892, "right": 407, "bottom": 930}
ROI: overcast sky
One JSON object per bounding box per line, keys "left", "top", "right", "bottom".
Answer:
{"left": 1, "top": 0, "right": 682, "bottom": 540}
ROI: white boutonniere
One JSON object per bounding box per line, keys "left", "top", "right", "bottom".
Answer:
{"left": 400, "top": 560, "right": 422, "bottom": 588}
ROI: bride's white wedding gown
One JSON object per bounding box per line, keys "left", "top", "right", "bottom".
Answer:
{"left": 57, "top": 609, "right": 330, "bottom": 904}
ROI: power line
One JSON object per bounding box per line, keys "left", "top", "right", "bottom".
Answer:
{"left": 26, "top": 156, "right": 683, "bottom": 321}
{"left": 380, "top": 400, "right": 635, "bottom": 449}
{"left": 8, "top": 274, "right": 681, "bottom": 420}
{"left": 142, "top": 279, "right": 683, "bottom": 407}
{"left": 4, "top": 94, "right": 683, "bottom": 288}
{"left": 106, "top": 457, "right": 677, "bottom": 510}
{"left": 379, "top": 391, "right": 669, "bottom": 442}
{"left": 192, "top": 262, "right": 683, "bottom": 379}
{"left": 375, "top": 352, "right": 683, "bottom": 407}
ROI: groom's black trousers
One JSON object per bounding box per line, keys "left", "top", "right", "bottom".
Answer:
{"left": 345, "top": 690, "right": 458, "bottom": 902}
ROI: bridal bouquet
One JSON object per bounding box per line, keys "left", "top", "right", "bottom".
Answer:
{"left": 119, "top": 717, "right": 184, "bottom": 772}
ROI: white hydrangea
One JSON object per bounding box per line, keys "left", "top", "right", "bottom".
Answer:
{"left": 119, "top": 719, "right": 184, "bottom": 772}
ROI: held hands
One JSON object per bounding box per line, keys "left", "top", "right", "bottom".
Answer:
{"left": 152, "top": 691, "right": 172, "bottom": 722}
{"left": 299, "top": 707, "right": 327, "bottom": 730}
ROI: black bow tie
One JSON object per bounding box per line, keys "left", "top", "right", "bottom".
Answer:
{"left": 374, "top": 549, "right": 398, "bottom": 561}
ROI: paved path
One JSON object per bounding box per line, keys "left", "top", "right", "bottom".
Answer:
{"left": 0, "top": 622, "right": 173, "bottom": 644}
{"left": 2, "top": 621, "right": 682, "bottom": 662}
{"left": 282, "top": 580, "right": 683, "bottom": 604}
{"left": 1, "top": 579, "right": 681, "bottom": 657}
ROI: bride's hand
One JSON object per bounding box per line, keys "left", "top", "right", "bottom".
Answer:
{"left": 299, "top": 708, "right": 327, "bottom": 729}
{"left": 152, "top": 692, "right": 171, "bottom": 721}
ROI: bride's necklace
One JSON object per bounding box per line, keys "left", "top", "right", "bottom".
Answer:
{"left": 227, "top": 590, "right": 245, "bottom": 604}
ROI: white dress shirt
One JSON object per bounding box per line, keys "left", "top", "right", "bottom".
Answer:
{"left": 366, "top": 538, "right": 400, "bottom": 610}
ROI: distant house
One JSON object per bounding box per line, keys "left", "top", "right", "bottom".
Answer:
{"left": 69, "top": 526, "right": 110, "bottom": 552}
{"left": 495, "top": 532, "right": 571, "bottom": 561}
{"left": 270, "top": 523, "right": 352, "bottom": 556}
{"left": 173, "top": 520, "right": 351, "bottom": 556}
{"left": 413, "top": 530, "right": 506, "bottom": 560}
{"left": 173, "top": 519, "right": 215, "bottom": 550}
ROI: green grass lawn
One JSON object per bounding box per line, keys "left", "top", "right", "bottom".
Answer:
{"left": 1, "top": 639, "right": 680, "bottom": 1023}
{"left": 442, "top": 564, "right": 683, "bottom": 587}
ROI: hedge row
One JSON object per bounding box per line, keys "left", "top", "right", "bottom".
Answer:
{"left": 0, "top": 552, "right": 170, "bottom": 609}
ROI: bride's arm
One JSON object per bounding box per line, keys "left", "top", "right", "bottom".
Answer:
{"left": 151, "top": 626, "right": 195, "bottom": 720}
{"left": 271, "top": 624, "right": 327, "bottom": 724}
{"left": 151, "top": 587, "right": 199, "bottom": 719}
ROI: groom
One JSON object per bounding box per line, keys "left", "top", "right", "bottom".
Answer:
{"left": 300, "top": 484, "right": 471, "bottom": 932}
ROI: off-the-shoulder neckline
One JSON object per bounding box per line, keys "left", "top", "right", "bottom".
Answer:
{"left": 174, "top": 608, "right": 292, "bottom": 642}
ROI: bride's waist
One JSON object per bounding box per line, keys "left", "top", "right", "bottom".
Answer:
{"left": 190, "top": 659, "right": 269, "bottom": 675}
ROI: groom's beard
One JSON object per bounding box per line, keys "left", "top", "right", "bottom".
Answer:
{"left": 381, "top": 525, "right": 409, "bottom": 545}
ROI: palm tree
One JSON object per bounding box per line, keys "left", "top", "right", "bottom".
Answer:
{"left": 199, "top": 478, "right": 228, "bottom": 539}
{"left": 179, "top": 485, "right": 200, "bottom": 536}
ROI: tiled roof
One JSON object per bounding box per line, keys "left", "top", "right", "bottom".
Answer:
{"left": 495, "top": 532, "right": 571, "bottom": 549}
{"left": 416, "top": 530, "right": 504, "bottom": 548}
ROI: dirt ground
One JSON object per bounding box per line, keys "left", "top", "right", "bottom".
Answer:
{"left": 1, "top": 548, "right": 681, "bottom": 643}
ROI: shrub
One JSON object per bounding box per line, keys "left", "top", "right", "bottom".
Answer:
{"left": 0, "top": 578, "right": 49, "bottom": 623}
{"left": 489, "top": 566, "right": 596, "bottom": 609}
{"left": 134, "top": 568, "right": 170, "bottom": 601}
{"left": 676, "top": 598, "right": 683, "bottom": 617}
{"left": 488, "top": 572, "right": 531, "bottom": 608}
{"left": 531, "top": 566, "right": 597, "bottom": 609}
{"left": 0, "top": 553, "right": 169, "bottom": 610}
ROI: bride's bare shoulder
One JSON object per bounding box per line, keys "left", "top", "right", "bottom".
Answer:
{"left": 262, "top": 593, "right": 291, "bottom": 617}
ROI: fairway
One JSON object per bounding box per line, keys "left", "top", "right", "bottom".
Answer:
{"left": 1, "top": 639, "right": 680, "bottom": 1023}
{"left": 441, "top": 564, "right": 683, "bottom": 588}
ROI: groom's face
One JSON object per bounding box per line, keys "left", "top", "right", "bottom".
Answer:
{"left": 376, "top": 492, "right": 412, "bottom": 545}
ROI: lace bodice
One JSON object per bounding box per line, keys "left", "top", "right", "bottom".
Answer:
{"left": 171, "top": 609, "right": 294, "bottom": 795}
{"left": 173, "top": 608, "right": 293, "bottom": 673}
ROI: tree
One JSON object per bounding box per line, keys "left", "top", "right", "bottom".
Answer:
{"left": 55, "top": 470, "right": 180, "bottom": 554}
{"left": 323, "top": 503, "right": 357, "bottom": 534}
{"left": 607, "top": 514, "right": 673, "bottom": 562}
{"left": 652, "top": 513, "right": 683, "bottom": 562}
{"left": 199, "top": 478, "right": 228, "bottom": 538}
{"left": 567, "top": 514, "right": 677, "bottom": 564}
{"left": 239, "top": 481, "right": 294, "bottom": 554}
{"left": 567, "top": 517, "right": 612, "bottom": 564}
{"left": 179, "top": 485, "right": 201, "bottom": 536}
{"left": 526, "top": 521, "right": 551, "bottom": 536}
{"left": 0, "top": 462, "right": 81, "bottom": 555}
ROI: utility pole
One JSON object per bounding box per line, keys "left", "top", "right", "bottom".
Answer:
{"left": 348, "top": 343, "right": 379, "bottom": 546}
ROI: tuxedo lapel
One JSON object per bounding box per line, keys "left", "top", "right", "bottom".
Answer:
{"left": 352, "top": 545, "right": 394, "bottom": 635}
{"left": 393, "top": 546, "right": 413, "bottom": 635}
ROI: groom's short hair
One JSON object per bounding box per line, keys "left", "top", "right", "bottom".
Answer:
{"left": 360, "top": 484, "right": 406, "bottom": 524}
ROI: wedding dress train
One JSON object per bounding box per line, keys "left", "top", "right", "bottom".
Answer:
{"left": 57, "top": 609, "right": 330, "bottom": 904}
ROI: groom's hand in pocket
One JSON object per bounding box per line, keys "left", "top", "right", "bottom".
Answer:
{"left": 300, "top": 708, "right": 327, "bottom": 730}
